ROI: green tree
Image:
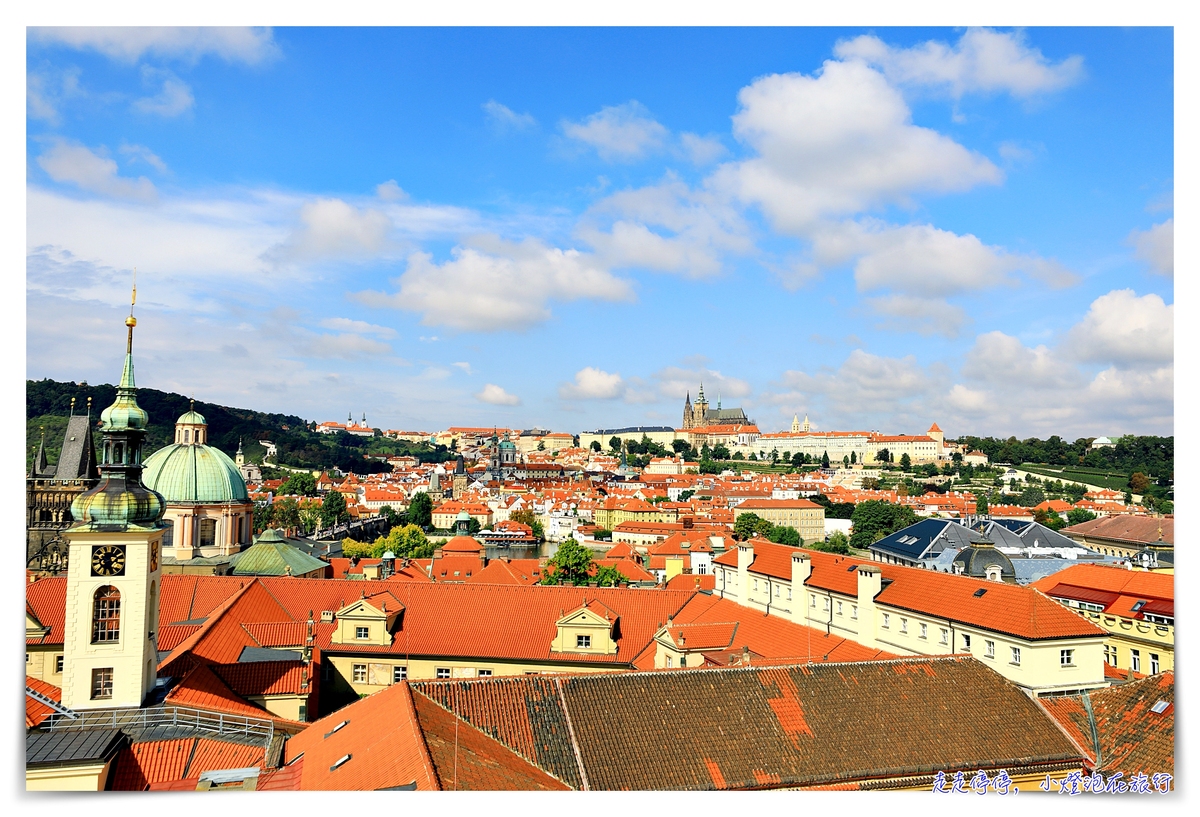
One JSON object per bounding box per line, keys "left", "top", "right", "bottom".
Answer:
{"left": 1066, "top": 508, "right": 1097, "bottom": 527}
{"left": 821, "top": 451, "right": 831, "bottom": 469}
{"left": 1016, "top": 486, "right": 1046, "bottom": 508}
{"left": 899, "top": 453, "right": 911, "bottom": 471}
{"left": 860, "top": 477, "right": 880, "bottom": 491}
{"left": 271, "top": 497, "right": 302, "bottom": 529}
{"left": 592, "top": 528, "right": 612, "bottom": 541}
{"left": 732, "top": 452, "right": 744, "bottom": 461}
{"left": 298, "top": 506, "right": 322, "bottom": 534}
{"left": 590, "top": 440, "right": 602, "bottom": 452}
{"left": 748, "top": 452, "right": 758, "bottom": 461}
{"left": 678, "top": 490, "right": 695, "bottom": 501}
{"left": 378, "top": 505, "right": 401, "bottom": 527}
{"left": 766, "top": 525, "right": 800, "bottom": 546}
{"left": 609, "top": 436, "right": 622, "bottom": 452}
{"left": 408, "top": 492, "right": 434, "bottom": 528}
{"left": 510, "top": 509, "right": 545, "bottom": 541}
{"left": 594, "top": 564, "right": 625, "bottom": 587}
{"left": 875, "top": 448, "right": 891, "bottom": 464}
{"left": 1033, "top": 508, "right": 1066, "bottom": 531}
{"left": 341, "top": 538, "right": 373, "bottom": 558}
{"left": 1158, "top": 500, "right": 1173, "bottom": 515}
{"left": 711, "top": 443, "right": 731, "bottom": 460}
{"left": 849, "top": 500, "right": 919, "bottom": 550}
{"left": 465, "top": 517, "right": 482, "bottom": 534}
{"left": 320, "top": 490, "right": 350, "bottom": 527}
{"left": 540, "top": 538, "right": 595, "bottom": 585}
{"left": 811, "top": 530, "right": 851, "bottom": 555}
{"left": 850, "top": 451, "right": 857, "bottom": 465}
{"left": 975, "top": 493, "right": 989, "bottom": 516}
{"left": 734, "top": 512, "right": 762, "bottom": 541}
{"left": 842, "top": 455, "right": 850, "bottom": 467}
{"left": 253, "top": 502, "right": 273, "bottom": 534}
{"left": 279, "top": 472, "right": 317, "bottom": 496}
{"left": 671, "top": 439, "right": 691, "bottom": 455}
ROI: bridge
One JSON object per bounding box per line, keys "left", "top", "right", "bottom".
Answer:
{"left": 310, "top": 515, "right": 390, "bottom": 542}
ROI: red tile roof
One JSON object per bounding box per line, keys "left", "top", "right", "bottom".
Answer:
{"left": 1063, "top": 515, "right": 1173, "bottom": 546}
{"left": 213, "top": 660, "right": 310, "bottom": 696}
{"left": 25, "top": 577, "right": 66, "bottom": 644}
{"left": 1030, "top": 563, "right": 1173, "bottom": 620}
{"left": 664, "top": 573, "right": 717, "bottom": 592}
{"left": 25, "top": 676, "right": 61, "bottom": 728}
{"left": 164, "top": 664, "right": 278, "bottom": 720}
{"left": 111, "top": 737, "right": 266, "bottom": 790}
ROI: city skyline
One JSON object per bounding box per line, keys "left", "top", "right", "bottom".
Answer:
{"left": 26, "top": 26, "right": 1174, "bottom": 438}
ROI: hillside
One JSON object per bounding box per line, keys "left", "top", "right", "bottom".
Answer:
{"left": 27, "top": 379, "right": 450, "bottom": 474}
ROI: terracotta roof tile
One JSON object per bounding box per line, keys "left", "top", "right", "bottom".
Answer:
{"left": 25, "top": 676, "right": 61, "bottom": 728}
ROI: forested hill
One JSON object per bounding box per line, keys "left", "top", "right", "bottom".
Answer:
{"left": 27, "top": 378, "right": 446, "bottom": 474}
{"left": 27, "top": 378, "right": 306, "bottom": 471}
{"left": 960, "top": 435, "right": 1173, "bottom": 482}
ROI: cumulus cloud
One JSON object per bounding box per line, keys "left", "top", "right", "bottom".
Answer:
{"left": 559, "top": 367, "right": 625, "bottom": 400}
{"left": 1129, "top": 219, "right": 1173, "bottom": 276}
{"left": 452, "top": 361, "right": 473, "bottom": 374}
{"left": 36, "top": 141, "right": 156, "bottom": 201}
{"left": 653, "top": 365, "right": 751, "bottom": 402}
{"left": 483, "top": 100, "right": 537, "bottom": 131}
{"left": 961, "top": 331, "right": 1080, "bottom": 389}
{"left": 1066, "top": 289, "right": 1173, "bottom": 367}
{"left": 866, "top": 294, "right": 967, "bottom": 338}
{"left": 376, "top": 180, "right": 408, "bottom": 201}
{"left": 475, "top": 383, "right": 521, "bottom": 406}
{"left": 716, "top": 59, "right": 1001, "bottom": 232}
{"left": 679, "top": 132, "right": 727, "bottom": 165}
{"left": 562, "top": 101, "right": 669, "bottom": 162}
{"left": 29, "top": 26, "right": 279, "bottom": 65}
{"left": 133, "top": 67, "right": 194, "bottom": 116}
{"left": 577, "top": 176, "right": 752, "bottom": 278}
{"left": 269, "top": 198, "right": 392, "bottom": 262}
{"left": 27, "top": 66, "right": 83, "bottom": 124}
{"left": 118, "top": 143, "right": 168, "bottom": 173}
{"left": 834, "top": 28, "right": 1084, "bottom": 99}
{"left": 354, "top": 235, "right": 632, "bottom": 331}
{"left": 318, "top": 317, "right": 396, "bottom": 338}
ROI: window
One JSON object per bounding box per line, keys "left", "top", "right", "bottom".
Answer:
{"left": 900, "top": 618, "right": 908, "bottom": 634}
{"left": 810, "top": 594, "right": 817, "bottom": 608}
{"left": 698, "top": 565, "right": 706, "bottom": 575}
{"left": 881, "top": 614, "right": 890, "bottom": 629}
{"left": 753, "top": 579, "right": 759, "bottom": 591}
{"left": 919, "top": 624, "right": 927, "bottom": 639}
{"left": 1011, "top": 647, "right": 1021, "bottom": 665}
{"left": 666, "top": 656, "right": 673, "bottom": 668}
{"left": 1060, "top": 649, "right": 1075, "bottom": 667}
{"left": 576, "top": 635, "right": 591, "bottom": 649}
{"left": 198, "top": 518, "right": 216, "bottom": 549}
{"left": 352, "top": 664, "right": 367, "bottom": 682}
{"left": 355, "top": 626, "right": 369, "bottom": 640}
{"left": 393, "top": 666, "right": 407, "bottom": 683}
{"left": 1150, "top": 654, "right": 1160, "bottom": 674}
{"left": 162, "top": 520, "right": 174, "bottom": 550}
{"left": 961, "top": 634, "right": 971, "bottom": 651}
{"left": 774, "top": 584, "right": 780, "bottom": 597}
{"left": 823, "top": 597, "right": 830, "bottom": 611}
{"left": 851, "top": 605, "right": 858, "bottom": 620}
{"left": 940, "top": 629, "right": 949, "bottom": 645}
{"left": 55, "top": 655, "right": 64, "bottom": 673}
{"left": 837, "top": 601, "right": 843, "bottom": 616}
{"left": 985, "top": 640, "right": 995, "bottom": 658}
{"left": 1131, "top": 650, "right": 1141, "bottom": 672}
{"left": 787, "top": 588, "right": 792, "bottom": 601}
{"left": 436, "top": 668, "right": 451, "bottom": 679}
{"left": 91, "top": 667, "right": 113, "bottom": 700}
{"left": 478, "top": 669, "right": 492, "bottom": 677}
{"left": 92, "top": 586, "right": 121, "bottom": 643}
{"left": 1104, "top": 645, "right": 1117, "bottom": 665}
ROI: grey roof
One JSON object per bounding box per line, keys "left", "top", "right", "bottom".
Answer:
{"left": 239, "top": 646, "right": 303, "bottom": 663}
{"left": 34, "top": 415, "right": 100, "bottom": 481}
{"left": 1016, "top": 521, "right": 1083, "bottom": 550}
{"left": 590, "top": 426, "right": 675, "bottom": 435}
{"left": 973, "top": 520, "right": 1027, "bottom": 548}
{"left": 26, "top": 728, "right": 125, "bottom": 766}
{"left": 703, "top": 407, "right": 752, "bottom": 424}
{"left": 871, "top": 519, "right": 987, "bottom": 561}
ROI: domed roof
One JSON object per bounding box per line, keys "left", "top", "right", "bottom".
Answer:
{"left": 442, "top": 535, "right": 482, "bottom": 554}
{"left": 143, "top": 442, "right": 250, "bottom": 504}
{"left": 177, "top": 408, "right": 207, "bottom": 425}
{"left": 951, "top": 540, "right": 1015, "bottom": 580}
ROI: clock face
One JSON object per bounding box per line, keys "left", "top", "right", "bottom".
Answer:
{"left": 91, "top": 545, "right": 126, "bottom": 577}
{"left": 149, "top": 542, "right": 159, "bottom": 572}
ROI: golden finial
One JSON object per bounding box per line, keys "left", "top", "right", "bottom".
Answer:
{"left": 87, "top": 395, "right": 92, "bottom": 417}
{"left": 70, "top": 396, "right": 76, "bottom": 416}
{"left": 125, "top": 268, "right": 137, "bottom": 352}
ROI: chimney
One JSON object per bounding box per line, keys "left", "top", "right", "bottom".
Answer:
{"left": 790, "top": 553, "right": 811, "bottom": 625}
{"left": 856, "top": 565, "right": 883, "bottom": 649}
{"left": 742, "top": 645, "right": 750, "bottom": 666}
{"left": 737, "top": 543, "right": 754, "bottom": 608}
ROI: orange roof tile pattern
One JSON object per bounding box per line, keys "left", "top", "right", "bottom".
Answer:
{"left": 111, "top": 737, "right": 266, "bottom": 790}
{"left": 164, "top": 664, "right": 279, "bottom": 720}
{"left": 25, "top": 676, "right": 61, "bottom": 728}
{"left": 1063, "top": 515, "right": 1173, "bottom": 546}
{"left": 1031, "top": 563, "right": 1174, "bottom": 619}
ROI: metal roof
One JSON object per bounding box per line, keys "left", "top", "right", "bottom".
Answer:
{"left": 26, "top": 728, "right": 125, "bottom": 766}
{"left": 143, "top": 442, "right": 250, "bottom": 504}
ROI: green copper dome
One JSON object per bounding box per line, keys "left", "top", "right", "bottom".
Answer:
{"left": 99, "top": 353, "right": 150, "bottom": 431}
{"left": 143, "top": 442, "right": 250, "bottom": 504}
{"left": 177, "top": 409, "right": 207, "bottom": 425}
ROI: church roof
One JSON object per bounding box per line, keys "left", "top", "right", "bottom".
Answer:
{"left": 143, "top": 442, "right": 251, "bottom": 504}
{"left": 177, "top": 409, "right": 207, "bottom": 425}
{"left": 40, "top": 415, "right": 100, "bottom": 481}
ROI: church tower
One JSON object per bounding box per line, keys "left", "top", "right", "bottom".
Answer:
{"left": 682, "top": 391, "right": 693, "bottom": 430}
{"left": 693, "top": 383, "right": 709, "bottom": 428}
{"left": 60, "top": 287, "right": 166, "bottom": 711}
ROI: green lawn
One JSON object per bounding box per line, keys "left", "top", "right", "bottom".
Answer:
{"left": 1018, "top": 463, "right": 1133, "bottom": 492}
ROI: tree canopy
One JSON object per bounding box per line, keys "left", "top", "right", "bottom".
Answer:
{"left": 849, "top": 500, "right": 919, "bottom": 550}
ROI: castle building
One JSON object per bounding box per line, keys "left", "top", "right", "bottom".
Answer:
{"left": 59, "top": 305, "right": 166, "bottom": 711}
{"left": 27, "top": 398, "right": 100, "bottom": 573}
{"left": 141, "top": 404, "right": 254, "bottom": 561}
{"left": 681, "top": 383, "right": 751, "bottom": 430}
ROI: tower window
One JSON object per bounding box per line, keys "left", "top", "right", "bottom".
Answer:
{"left": 198, "top": 518, "right": 217, "bottom": 549}
{"left": 91, "top": 668, "right": 114, "bottom": 700}
{"left": 184, "top": 429, "right": 191, "bottom": 443}
{"left": 92, "top": 586, "right": 121, "bottom": 643}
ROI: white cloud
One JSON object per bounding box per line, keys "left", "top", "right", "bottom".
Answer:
{"left": 1066, "top": 289, "right": 1173, "bottom": 367}
{"left": 961, "top": 331, "right": 1079, "bottom": 389}
{"left": 376, "top": 180, "right": 408, "bottom": 201}
{"left": 29, "top": 26, "right": 279, "bottom": 65}
{"left": 118, "top": 143, "right": 168, "bottom": 173}
{"left": 562, "top": 101, "right": 668, "bottom": 162}
{"left": 27, "top": 66, "right": 83, "bottom": 124}
{"left": 318, "top": 317, "right": 396, "bottom": 338}
{"left": 298, "top": 332, "right": 394, "bottom": 360}
{"left": 834, "top": 28, "right": 1085, "bottom": 99}
{"left": 866, "top": 294, "right": 967, "bottom": 338}
{"left": 452, "top": 361, "right": 473, "bottom": 374}
{"left": 577, "top": 177, "right": 752, "bottom": 278}
{"left": 717, "top": 59, "right": 1001, "bottom": 232}
{"left": 653, "top": 365, "right": 751, "bottom": 402}
{"left": 270, "top": 198, "right": 392, "bottom": 262}
{"left": 559, "top": 367, "right": 625, "bottom": 400}
{"left": 679, "top": 132, "right": 727, "bottom": 165}
{"left": 851, "top": 223, "right": 1013, "bottom": 296}
{"left": 475, "top": 383, "right": 521, "bottom": 406}
{"left": 133, "top": 67, "right": 194, "bottom": 116}
{"left": 354, "top": 235, "right": 634, "bottom": 331}
{"left": 36, "top": 141, "right": 156, "bottom": 201}
{"left": 483, "top": 100, "right": 537, "bottom": 131}
{"left": 1129, "top": 219, "right": 1173, "bottom": 276}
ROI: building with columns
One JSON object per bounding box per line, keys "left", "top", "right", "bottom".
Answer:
{"left": 141, "top": 405, "right": 254, "bottom": 560}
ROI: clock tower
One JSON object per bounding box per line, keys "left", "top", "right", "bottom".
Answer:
{"left": 60, "top": 290, "right": 167, "bottom": 711}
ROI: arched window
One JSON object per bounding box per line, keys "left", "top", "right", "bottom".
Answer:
{"left": 184, "top": 429, "right": 191, "bottom": 444}
{"left": 161, "top": 520, "right": 174, "bottom": 550}
{"left": 199, "top": 518, "right": 217, "bottom": 549}
{"left": 92, "top": 586, "right": 121, "bottom": 643}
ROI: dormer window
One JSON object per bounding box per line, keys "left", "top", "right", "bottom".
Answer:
{"left": 577, "top": 635, "right": 591, "bottom": 648}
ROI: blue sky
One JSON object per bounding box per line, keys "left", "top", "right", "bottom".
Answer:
{"left": 26, "top": 26, "right": 1174, "bottom": 439}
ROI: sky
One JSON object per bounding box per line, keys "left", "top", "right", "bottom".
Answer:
{"left": 25, "top": 26, "right": 1174, "bottom": 440}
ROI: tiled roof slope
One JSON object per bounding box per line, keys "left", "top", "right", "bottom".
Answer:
{"left": 1062, "top": 515, "right": 1173, "bottom": 546}
{"left": 415, "top": 657, "right": 1084, "bottom": 790}
{"left": 412, "top": 676, "right": 583, "bottom": 789}
{"left": 410, "top": 689, "right": 571, "bottom": 790}
{"left": 283, "top": 681, "right": 439, "bottom": 790}
{"left": 717, "top": 543, "right": 1105, "bottom": 641}
{"left": 25, "top": 577, "right": 66, "bottom": 644}
{"left": 111, "top": 737, "right": 266, "bottom": 791}
{"left": 165, "top": 664, "right": 279, "bottom": 720}
{"left": 25, "top": 676, "right": 62, "bottom": 728}
{"left": 1038, "top": 672, "right": 1174, "bottom": 778}
{"left": 1031, "top": 563, "right": 1173, "bottom": 618}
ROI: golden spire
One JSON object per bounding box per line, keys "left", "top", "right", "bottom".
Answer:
{"left": 70, "top": 396, "right": 76, "bottom": 416}
{"left": 125, "top": 268, "right": 138, "bottom": 353}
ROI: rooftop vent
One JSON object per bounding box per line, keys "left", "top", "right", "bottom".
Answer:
{"left": 324, "top": 720, "right": 349, "bottom": 739}
{"left": 973, "top": 588, "right": 987, "bottom": 597}
{"left": 320, "top": 611, "right": 334, "bottom": 623}
{"left": 1132, "top": 600, "right": 1148, "bottom": 612}
{"left": 329, "top": 754, "right": 352, "bottom": 772}
{"left": 1150, "top": 700, "right": 1171, "bottom": 715}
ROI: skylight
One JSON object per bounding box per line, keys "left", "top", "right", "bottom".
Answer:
{"left": 973, "top": 588, "right": 987, "bottom": 597}
{"left": 324, "top": 720, "right": 349, "bottom": 739}
{"left": 1150, "top": 700, "right": 1170, "bottom": 714}
{"left": 330, "top": 754, "right": 352, "bottom": 771}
